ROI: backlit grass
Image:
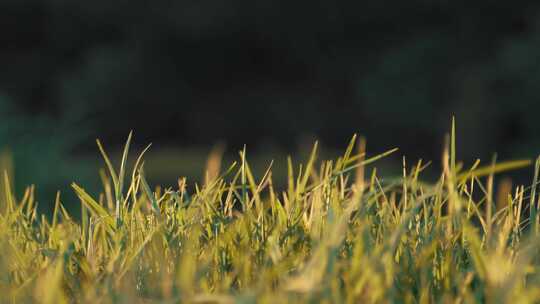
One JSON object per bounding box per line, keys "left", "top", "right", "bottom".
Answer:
{"left": 1, "top": 120, "right": 539, "bottom": 303}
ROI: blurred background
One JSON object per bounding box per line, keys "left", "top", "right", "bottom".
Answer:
{"left": 1, "top": 0, "right": 540, "bottom": 215}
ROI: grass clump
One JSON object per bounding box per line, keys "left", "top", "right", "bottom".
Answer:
{"left": 1, "top": 122, "right": 540, "bottom": 303}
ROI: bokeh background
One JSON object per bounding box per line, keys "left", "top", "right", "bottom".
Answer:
{"left": 2, "top": 1, "right": 540, "bottom": 214}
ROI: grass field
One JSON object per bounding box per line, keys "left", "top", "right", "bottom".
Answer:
{"left": 1, "top": 120, "right": 539, "bottom": 303}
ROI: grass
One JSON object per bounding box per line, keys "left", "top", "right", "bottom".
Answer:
{"left": 1, "top": 120, "right": 539, "bottom": 303}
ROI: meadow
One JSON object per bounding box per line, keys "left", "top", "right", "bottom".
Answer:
{"left": 1, "top": 120, "right": 539, "bottom": 303}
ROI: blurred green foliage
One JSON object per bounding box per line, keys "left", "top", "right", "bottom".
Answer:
{"left": 0, "top": 95, "right": 94, "bottom": 215}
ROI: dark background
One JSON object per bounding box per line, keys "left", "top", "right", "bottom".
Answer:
{"left": 1, "top": 0, "right": 540, "bottom": 213}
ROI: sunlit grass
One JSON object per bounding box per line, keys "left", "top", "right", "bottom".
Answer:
{"left": 1, "top": 120, "right": 539, "bottom": 303}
